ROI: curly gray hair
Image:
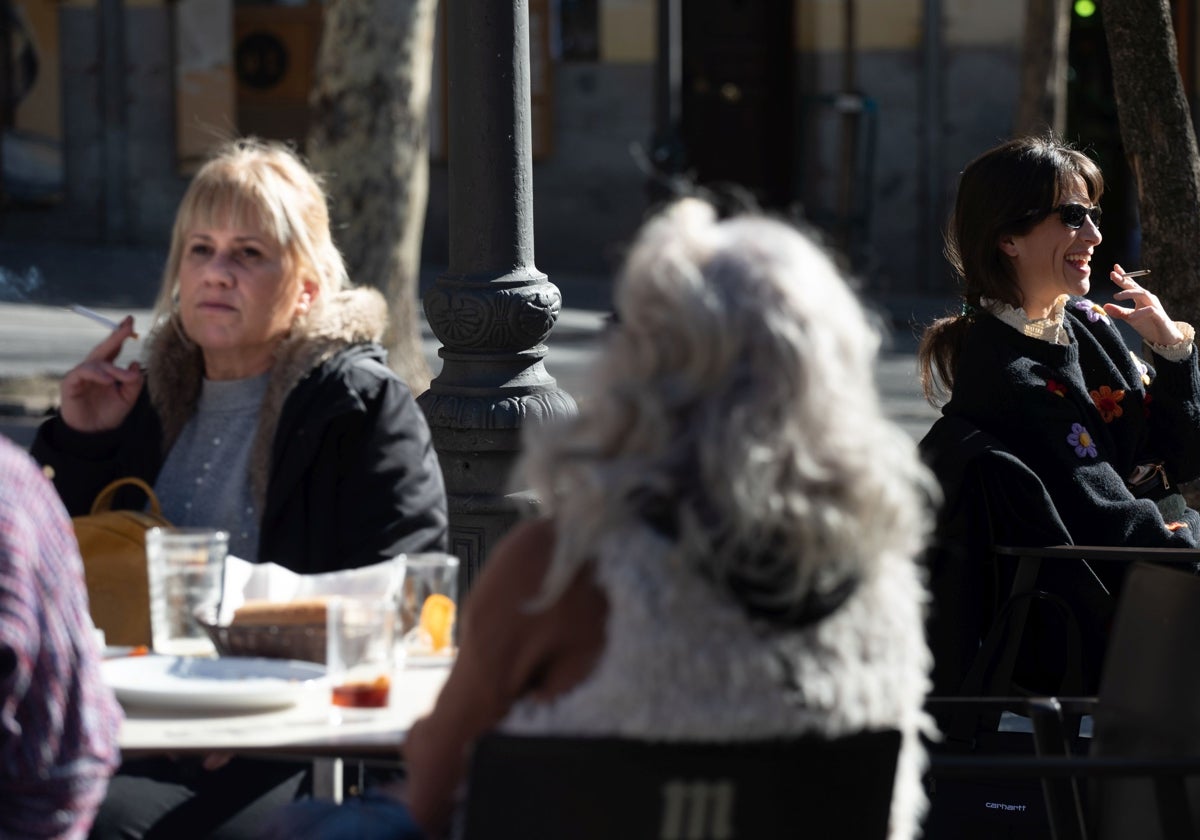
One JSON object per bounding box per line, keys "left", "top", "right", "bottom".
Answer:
{"left": 519, "top": 198, "right": 934, "bottom": 618}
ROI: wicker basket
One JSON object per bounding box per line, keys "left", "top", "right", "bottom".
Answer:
{"left": 198, "top": 614, "right": 326, "bottom": 664}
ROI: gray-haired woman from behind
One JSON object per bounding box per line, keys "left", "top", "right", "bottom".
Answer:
{"left": 398, "top": 199, "right": 937, "bottom": 839}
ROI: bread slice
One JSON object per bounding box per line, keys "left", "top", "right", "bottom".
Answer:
{"left": 231, "top": 597, "right": 328, "bottom": 626}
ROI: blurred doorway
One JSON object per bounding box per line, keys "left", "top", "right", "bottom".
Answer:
{"left": 679, "top": 0, "right": 794, "bottom": 209}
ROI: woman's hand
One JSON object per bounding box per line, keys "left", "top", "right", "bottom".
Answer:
{"left": 60, "top": 316, "right": 145, "bottom": 433}
{"left": 1104, "top": 264, "right": 1186, "bottom": 346}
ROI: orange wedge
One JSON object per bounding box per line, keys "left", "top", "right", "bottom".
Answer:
{"left": 418, "top": 594, "right": 456, "bottom": 652}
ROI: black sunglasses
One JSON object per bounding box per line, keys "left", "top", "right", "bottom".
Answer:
{"left": 1035, "top": 203, "right": 1102, "bottom": 229}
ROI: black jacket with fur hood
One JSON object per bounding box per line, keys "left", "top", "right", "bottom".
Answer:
{"left": 32, "top": 288, "right": 449, "bottom": 574}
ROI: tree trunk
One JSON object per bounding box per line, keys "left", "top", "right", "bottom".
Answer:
{"left": 1015, "top": 0, "right": 1070, "bottom": 136}
{"left": 1104, "top": 0, "right": 1200, "bottom": 328}
{"left": 308, "top": 0, "right": 438, "bottom": 395}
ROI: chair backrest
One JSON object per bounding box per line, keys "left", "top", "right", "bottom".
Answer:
{"left": 459, "top": 730, "right": 902, "bottom": 840}
{"left": 918, "top": 415, "right": 1113, "bottom": 698}
{"left": 1092, "top": 562, "right": 1200, "bottom": 840}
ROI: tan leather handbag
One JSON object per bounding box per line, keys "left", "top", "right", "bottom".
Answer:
{"left": 71, "top": 477, "right": 171, "bottom": 647}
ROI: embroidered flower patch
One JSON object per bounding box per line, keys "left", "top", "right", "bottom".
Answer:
{"left": 1130, "top": 351, "right": 1151, "bottom": 386}
{"left": 1068, "top": 423, "right": 1097, "bottom": 458}
{"left": 1074, "top": 299, "right": 1110, "bottom": 324}
{"left": 1090, "top": 385, "right": 1125, "bottom": 422}
{"left": 1046, "top": 379, "right": 1068, "bottom": 397}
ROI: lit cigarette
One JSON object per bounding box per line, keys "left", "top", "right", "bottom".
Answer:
{"left": 68, "top": 305, "right": 139, "bottom": 338}
{"left": 1122, "top": 269, "right": 1151, "bottom": 278}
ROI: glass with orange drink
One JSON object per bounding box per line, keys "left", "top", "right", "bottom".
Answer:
{"left": 396, "top": 554, "right": 460, "bottom": 666}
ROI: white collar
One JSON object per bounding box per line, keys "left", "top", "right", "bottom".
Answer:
{"left": 981, "top": 294, "right": 1070, "bottom": 346}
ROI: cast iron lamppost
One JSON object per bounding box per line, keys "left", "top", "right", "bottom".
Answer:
{"left": 419, "top": 0, "right": 576, "bottom": 594}
{"left": 648, "top": 0, "right": 685, "bottom": 198}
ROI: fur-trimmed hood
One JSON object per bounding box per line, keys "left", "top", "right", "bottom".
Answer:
{"left": 145, "top": 287, "right": 389, "bottom": 507}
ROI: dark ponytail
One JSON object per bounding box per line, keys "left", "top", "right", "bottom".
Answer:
{"left": 918, "top": 313, "right": 974, "bottom": 406}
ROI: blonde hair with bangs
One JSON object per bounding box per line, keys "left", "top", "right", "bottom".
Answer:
{"left": 519, "top": 198, "right": 934, "bottom": 616}
{"left": 153, "top": 138, "right": 349, "bottom": 325}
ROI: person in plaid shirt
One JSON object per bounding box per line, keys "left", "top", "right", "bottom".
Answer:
{"left": 0, "top": 433, "right": 122, "bottom": 838}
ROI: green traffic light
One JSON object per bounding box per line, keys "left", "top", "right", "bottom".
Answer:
{"left": 1075, "top": 0, "right": 1097, "bottom": 17}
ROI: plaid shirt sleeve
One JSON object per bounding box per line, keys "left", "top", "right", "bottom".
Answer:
{"left": 0, "top": 435, "right": 123, "bottom": 839}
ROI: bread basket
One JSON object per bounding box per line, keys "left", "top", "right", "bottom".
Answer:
{"left": 198, "top": 609, "right": 326, "bottom": 664}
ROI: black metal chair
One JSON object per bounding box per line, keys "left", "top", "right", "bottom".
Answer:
{"left": 919, "top": 416, "right": 1200, "bottom": 840}
{"left": 926, "top": 564, "right": 1200, "bottom": 840}
{"left": 459, "top": 730, "right": 902, "bottom": 839}
{"left": 1090, "top": 562, "right": 1200, "bottom": 840}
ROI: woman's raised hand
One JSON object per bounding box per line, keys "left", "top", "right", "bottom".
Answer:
{"left": 1104, "top": 264, "right": 1186, "bottom": 347}
{"left": 60, "top": 316, "right": 145, "bottom": 432}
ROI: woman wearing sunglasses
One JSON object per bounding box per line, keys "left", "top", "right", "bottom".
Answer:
{"left": 920, "top": 134, "right": 1200, "bottom": 561}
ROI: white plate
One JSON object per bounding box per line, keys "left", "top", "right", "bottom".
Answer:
{"left": 102, "top": 655, "right": 326, "bottom": 712}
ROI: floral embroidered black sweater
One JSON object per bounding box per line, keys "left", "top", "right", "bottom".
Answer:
{"left": 943, "top": 295, "right": 1200, "bottom": 549}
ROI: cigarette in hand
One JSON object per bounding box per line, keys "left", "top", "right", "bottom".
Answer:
{"left": 1122, "top": 269, "right": 1151, "bottom": 278}
{"left": 68, "top": 305, "right": 139, "bottom": 339}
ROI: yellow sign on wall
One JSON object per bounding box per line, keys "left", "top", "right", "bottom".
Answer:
{"left": 600, "top": 0, "right": 654, "bottom": 63}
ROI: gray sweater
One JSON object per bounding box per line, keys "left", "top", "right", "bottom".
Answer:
{"left": 154, "top": 373, "right": 269, "bottom": 560}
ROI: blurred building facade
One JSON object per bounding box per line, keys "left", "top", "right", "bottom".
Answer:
{"left": 1, "top": 0, "right": 1196, "bottom": 296}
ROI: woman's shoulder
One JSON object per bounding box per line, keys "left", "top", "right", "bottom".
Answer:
{"left": 275, "top": 288, "right": 392, "bottom": 386}
{"left": 960, "top": 310, "right": 1018, "bottom": 354}
{"left": 294, "top": 341, "right": 412, "bottom": 410}
{"left": 948, "top": 329, "right": 1061, "bottom": 421}
{"left": 306, "top": 288, "right": 389, "bottom": 346}
{"left": 324, "top": 342, "right": 397, "bottom": 383}
{"left": 954, "top": 315, "right": 1028, "bottom": 380}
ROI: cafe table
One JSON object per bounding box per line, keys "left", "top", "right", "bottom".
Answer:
{"left": 105, "top": 655, "right": 451, "bottom": 801}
